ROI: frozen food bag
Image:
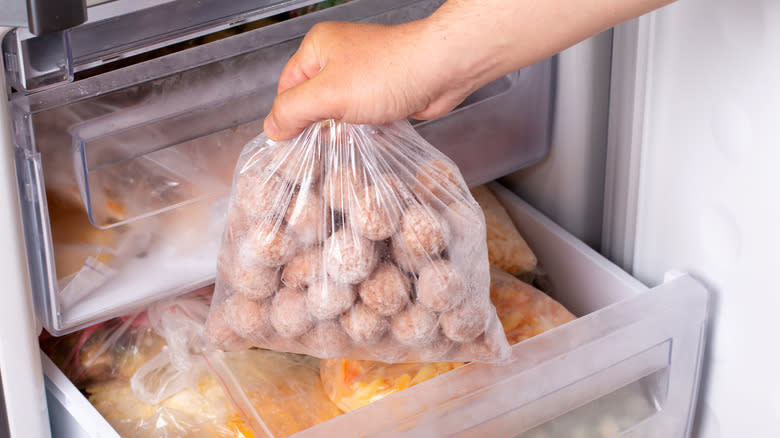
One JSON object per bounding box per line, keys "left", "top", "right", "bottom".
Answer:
{"left": 206, "top": 119, "right": 511, "bottom": 363}
{"left": 470, "top": 185, "right": 538, "bottom": 279}
{"left": 42, "top": 286, "right": 343, "bottom": 438}
{"left": 320, "top": 264, "right": 576, "bottom": 412}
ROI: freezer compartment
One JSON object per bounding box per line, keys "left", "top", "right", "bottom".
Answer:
{"left": 43, "top": 183, "right": 708, "bottom": 438}
{"left": 6, "top": 0, "right": 553, "bottom": 335}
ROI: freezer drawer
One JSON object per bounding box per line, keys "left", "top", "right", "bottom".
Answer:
{"left": 4, "top": 0, "right": 553, "bottom": 336}
{"left": 43, "top": 182, "right": 708, "bottom": 438}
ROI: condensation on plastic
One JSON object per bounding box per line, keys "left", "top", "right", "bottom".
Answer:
{"left": 319, "top": 264, "right": 576, "bottom": 412}
{"left": 205, "top": 119, "right": 511, "bottom": 363}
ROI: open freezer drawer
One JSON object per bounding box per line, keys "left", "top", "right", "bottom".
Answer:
{"left": 43, "top": 182, "right": 709, "bottom": 438}
{"left": 4, "top": 0, "right": 553, "bottom": 336}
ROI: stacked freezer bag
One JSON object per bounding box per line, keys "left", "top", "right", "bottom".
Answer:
{"left": 40, "top": 184, "right": 577, "bottom": 437}
{"left": 41, "top": 286, "right": 343, "bottom": 438}
{"left": 206, "top": 120, "right": 512, "bottom": 363}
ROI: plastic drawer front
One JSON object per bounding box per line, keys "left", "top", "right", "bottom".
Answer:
{"left": 43, "top": 183, "right": 708, "bottom": 438}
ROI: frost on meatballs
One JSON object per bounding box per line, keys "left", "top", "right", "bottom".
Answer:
{"left": 223, "top": 293, "right": 274, "bottom": 340}
{"left": 390, "top": 303, "right": 439, "bottom": 347}
{"left": 399, "top": 205, "right": 450, "bottom": 259}
{"left": 340, "top": 302, "right": 389, "bottom": 344}
{"left": 306, "top": 279, "right": 356, "bottom": 320}
{"left": 325, "top": 228, "right": 378, "bottom": 284}
{"left": 358, "top": 263, "right": 410, "bottom": 316}
{"left": 282, "top": 246, "right": 324, "bottom": 289}
{"left": 416, "top": 260, "right": 466, "bottom": 312}
{"left": 270, "top": 287, "right": 314, "bottom": 338}
{"left": 240, "top": 222, "right": 299, "bottom": 268}
{"left": 285, "top": 187, "right": 329, "bottom": 246}
{"left": 351, "top": 184, "right": 402, "bottom": 240}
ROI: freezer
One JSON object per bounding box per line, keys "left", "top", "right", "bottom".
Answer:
{"left": 0, "top": 0, "right": 711, "bottom": 437}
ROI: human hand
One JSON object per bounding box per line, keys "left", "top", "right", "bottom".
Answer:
{"left": 263, "top": 21, "right": 480, "bottom": 141}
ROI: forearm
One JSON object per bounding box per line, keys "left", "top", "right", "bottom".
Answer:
{"left": 418, "top": 0, "right": 676, "bottom": 92}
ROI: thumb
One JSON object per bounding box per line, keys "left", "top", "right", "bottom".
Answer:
{"left": 264, "top": 69, "right": 346, "bottom": 141}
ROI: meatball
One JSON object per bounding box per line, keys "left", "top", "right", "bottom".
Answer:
{"left": 306, "top": 279, "right": 357, "bottom": 320}
{"left": 301, "top": 319, "right": 352, "bottom": 357}
{"left": 416, "top": 260, "right": 466, "bottom": 312}
{"left": 204, "top": 304, "right": 248, "bottom": 351}
{"left": 417, "top": 333, "right": 456, "bottom": 362}
{"left": 225, "top": 262, "right": 280, "bottom": 300}
{"left": 399, "top": 205, "right": 450, "bottom": 259}
{"left": 235, "top": 170, "right": 289, "bottom": 219}
{"left": 351, "top": 184, "right": 402, "bottom": 240}
{"left": 322, "top": 164, "right": 365, "bottom": 212}
{"left": 223, "top": 293, "right": 274, "bottom": 340}
{"left": 282, "top": 246, "right": 324, "bottom": 289}
{"left": 390, "top": 303, "right": 439, "bottom": 347}
{"left": 440, "top": 295, "right": 491, "bottom": 343}
{"left": 285, "top": 187, "right": 330, "bottom": 246}
{"left": 390, "top": 238, "right": 431, "bottom": 274}
{"left": 239, "top": 222, "right": 299, "bottom": 268}
{"left": 269, "top": 142, "right": 322, "bottom": 185}
{"left": 324, "top": 228, "right": 378, "bottom": 284}
{"left": 358, "top": 263, "right": 410, "bottom": 316}
{"left": 339, "top": 302, "right": 389, "bottom": 345}
{"left": 458, "top": 316, "right": 512, "bottom": 362}
{"left": 415, "top": 159, "right": 464, "bottom": 205}
{"left": 270, "top": 287, "right": 314, "bottom": 338}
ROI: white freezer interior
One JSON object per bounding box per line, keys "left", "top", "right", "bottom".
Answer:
{"left": 42, "top": 183, "right": 708, "bottom": 438}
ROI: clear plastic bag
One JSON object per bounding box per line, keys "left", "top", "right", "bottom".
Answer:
{"left": 206, "top": 120, "right": 511, "bottom": 363}
{"left": 320, "top": 264, "right": 576, "bottom": 412}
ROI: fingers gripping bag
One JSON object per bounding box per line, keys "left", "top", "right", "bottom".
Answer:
{"left": 205, "top": 119, "right": 511, "bottom": 363}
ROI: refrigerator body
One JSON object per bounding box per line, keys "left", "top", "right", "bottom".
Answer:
{"left": 0, "top": 0, "right": 737, "bottom": 436}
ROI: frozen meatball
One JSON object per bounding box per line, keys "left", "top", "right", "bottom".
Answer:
{"left": 325, "top": 228, "right": 378, "bottom": 284}
{"left": 204, "top": 304, "right": 248, "bottom": 351}
{"left": 269, "top": 142, "right": 321, "bottom": 185}
{"left": 390, "top": 238, "right": 431, "bottom": 274}
{"left": 224, "top": 205, "right": 253, "bottom": 242}
{"left": 239, "top": 222, "right": 299, "bottom": 267}
{"left": 224, "top": 293, "right": 274, "bottom": 340}
{"left": 390, "top": 303, "right": 439, "bottom": 347}
{"left": 351, "top": 184, "right": 402, "bottom": 240}
{"left": 322, "top": 164, "right": 364, "bottom": 212}
{"left": 270, "top": 287, "right": 314, "bottom": 338}
{"left": 358, "top": 263, "right": 410, "bottom": 316}
{"left": 226, "top": 262, "right": 280, "bottom": 300}
{"left": 301, "top": 319, "right": 351, "bottom": 357}
{"left": 306, "top": 280, "right": 357, "bottom": 320}
{"left": 340, "top": 302, "right": 389, "bottom": 344}
{"left": 440, "top": 295, "right": 491, "bottom": 343}
{"left": 417, "top": 333, "right": 456, "bottom": 362}
{"left": 415, "top": 159, "right": 464, "bottom": 205}
{"left": 458, "top": 316, "right": 512, "bottom": 362}
{"left": 285, "top": 187, "right": 329, "bottom": 245}
{"left": 282, "top": 246, "right": 324, "bottom": 289}
{"left": 399, "top": 205, "right": 450, "bottom": 259}
{"left": 416, "top": 260, "right": 466, "bottom": 312}
{"left": 235, "top": 170, "right": 289, "bottom": 219}
{"left": 368, "top": 335, "right": 406, "bottom": 363}
{"left": 442, "top": 199, "right": 484, "bottom": 244}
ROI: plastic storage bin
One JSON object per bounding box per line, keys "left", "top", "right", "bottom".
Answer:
{"left": 42, "top": 183, "right": 708, "bottom": 438}
{"left": 5, "top": 0, "right": 553, "bottom": 335}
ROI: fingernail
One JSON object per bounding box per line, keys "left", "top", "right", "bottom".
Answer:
{"left": 264, "top": 115, "right": 280, "bottom": 140}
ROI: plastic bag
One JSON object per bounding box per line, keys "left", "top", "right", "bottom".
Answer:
{"left": 42, "top": 286, "right": 343, "bottom": 438}
{"left": 206, "top": 119, "right": 510, "bottom": 363}
{"left": 320, "top": 264, "right": 576, "bottom": 412}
